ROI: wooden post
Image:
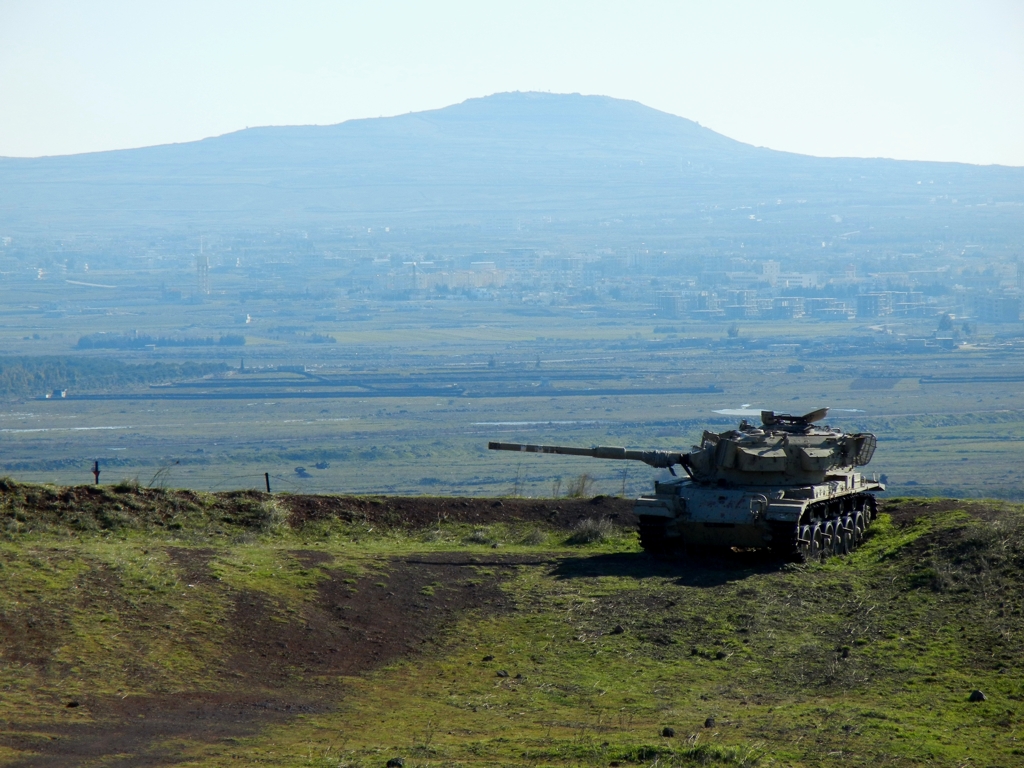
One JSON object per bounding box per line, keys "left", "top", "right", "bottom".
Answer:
{"left": 92, "top": 461, "right": 100, "bottom": 485}
{"left": 265, "top": 472, "right": 271, "bottom": 493}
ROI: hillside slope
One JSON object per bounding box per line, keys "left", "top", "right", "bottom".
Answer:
{"left": 2, "top": 92, "right": 1021, "bottom": 239}
{"left": 0, "top": 483, "right": 1021, "bottom": 766}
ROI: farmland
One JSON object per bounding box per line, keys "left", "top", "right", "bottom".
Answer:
{"left": 1, "top": 273, "right": 1023, "bottom": 501}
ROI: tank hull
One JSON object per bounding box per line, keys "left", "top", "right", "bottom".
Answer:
{"left": 634, "top": 472, "right": 883, "bottom": 560}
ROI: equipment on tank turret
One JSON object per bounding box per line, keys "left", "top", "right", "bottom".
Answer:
{"left": 488, "top": 408, "right": 883, "bottom": 561}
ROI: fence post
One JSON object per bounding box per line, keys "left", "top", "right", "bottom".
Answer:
{"left": 265, "top": 472, "right": 271, "bottom": 493}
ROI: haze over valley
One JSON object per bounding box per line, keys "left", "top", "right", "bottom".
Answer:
{"left": 0, "top": 92, "right": 1022, "bottom": 499}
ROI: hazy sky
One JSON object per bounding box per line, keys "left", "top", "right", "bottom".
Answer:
{"left": 1, "top": 1, "right": 1022, "bottom": 164}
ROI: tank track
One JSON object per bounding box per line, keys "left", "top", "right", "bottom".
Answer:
{"left": 780, "top": 493, "right": 878, "bottom": 563}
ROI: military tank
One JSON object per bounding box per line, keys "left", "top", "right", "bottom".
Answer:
{"left": 488, "top": 407, "right": 883, "bottom": 561}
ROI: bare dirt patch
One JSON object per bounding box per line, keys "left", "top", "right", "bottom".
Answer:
{"left": 225, "top": 553, "right": 520, "bottom": 686}
{"left": 882, "top": 497, "right": 980, "bottom": 526}
{"left": 0, "top": 551, "right": 527, "bottom": 767}
{"left": 2, "top": 693, "right": 303, "bottom": 768}
{"left": 164, "top": 547, "right": 218, "bottom": 584}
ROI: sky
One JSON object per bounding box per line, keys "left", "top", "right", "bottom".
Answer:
{"left": 1, "top": 1, "right": 1022, "bottom": 165}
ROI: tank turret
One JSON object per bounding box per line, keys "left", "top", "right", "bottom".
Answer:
{"left": 683, "top": 408, "right": 877, "bottom": 486}
{"left": 488, "top": 408, "right": 883, "bottom": 561}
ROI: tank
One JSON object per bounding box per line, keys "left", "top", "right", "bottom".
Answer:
{"left": 488, "top": 407, "right": 883, "bottom": 561}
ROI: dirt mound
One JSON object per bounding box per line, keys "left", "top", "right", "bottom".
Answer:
{"left": 0, "top": 479, "right": 634, "bottom": 535}
{"left": 282, "top": 493, "right": 635, "bottom": 529}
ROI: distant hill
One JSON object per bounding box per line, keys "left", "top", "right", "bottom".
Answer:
{"left": 1, "top": 92, "right": 1022, "bottom": 242}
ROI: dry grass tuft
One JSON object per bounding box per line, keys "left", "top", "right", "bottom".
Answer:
{"left": 566, "top": 516, "right": 615, "bottom": 545}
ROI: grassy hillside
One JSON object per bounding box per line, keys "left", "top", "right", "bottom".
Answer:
{"left": 0, "top": 482, "right": 1021, "bottom": 766}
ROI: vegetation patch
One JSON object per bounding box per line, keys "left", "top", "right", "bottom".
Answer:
{"left": 0, "top": 355, "right": 226, "bottom": 397}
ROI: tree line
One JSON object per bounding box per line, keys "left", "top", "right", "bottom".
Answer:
{"left": 0, "top": 357, "right": 228, "bottom": 397}
{"left": 76, "top": 333, "right": 245, "bottom": 350}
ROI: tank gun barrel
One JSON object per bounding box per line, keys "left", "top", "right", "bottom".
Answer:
{"left": 487, "top": 441, "right": 688, "bottom": 471}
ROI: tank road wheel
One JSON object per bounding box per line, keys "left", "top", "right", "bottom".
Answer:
{"left": 821, "top": 519, "right": 836, "bottom": 559}
{"left": 795, "top": 525, "right": 811, "bottom": 562}
{"left": 852, "top": 511, "right": 866, "bottom": 544}
{"left": 831, "top": 518, "right": 847, "bottom": 556}
{"left": 637, "top": 516, "right": 670, "bottom": 555}
{"left": 864, "top": 496, "right": 877, "bottom": 527}
{"left": 858, "top": 497, "right": 872, "bottom": 527}
{"left": 837, "top": 516, "right": 854, "bottom": 555}
{"left": 797, "top": 523, "right": 823, "bottom": 562}
{"left": 810, "top": 523, "right": 824, "bottom": 561}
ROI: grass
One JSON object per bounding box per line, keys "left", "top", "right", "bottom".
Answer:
{"left": 0, "top": 484, "right": 1022, "bottom": 765}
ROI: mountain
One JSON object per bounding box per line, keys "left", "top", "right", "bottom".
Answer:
{"left": 0, "top": 92, "right": 1021, "bottom": 244}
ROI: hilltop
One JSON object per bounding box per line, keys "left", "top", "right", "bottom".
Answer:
{"left": 1, "top": 92, "right": 1021, "bottom": 241}
{"left": 0, "top": 481, "right": 1022, "bottom": 766}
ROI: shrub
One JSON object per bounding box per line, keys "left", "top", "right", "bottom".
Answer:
{"left": 520, "top": 528, "right": 547, "bottom": 546}
{"left": 565, "top": 473, "right": 593, "bottom": 499}
{"left": 465, "top": 528, "right": 494, "bottom": 545}
{"left": 566, "top": 517, "right": 614, "bottom": 545}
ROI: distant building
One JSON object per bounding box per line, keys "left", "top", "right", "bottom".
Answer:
{"left": 503, "top": 249, "right": 539, "bottom": 272}
{"left": 629, "top": 247, "right": 661, "bottom": 273}
{"left": 723, "top": 289, "right": 759, "bottom": 319}
{"left": 686, "top": 291, "right": 719, "bottom": 312}
{"left": 973, "top": 292, "right": 1021, "bottom": 323}
{"left": 656, "top": 293, "right": 682, "bottom": 318}
{"left": 770, "top": 296, "right": 804, "bottom": 319}
{"left": 196, "top": 254, "right": 210, "bottom": 295}
{"left": 805, "top": 297, "right": 853, "bottom": 320}
{"left": 857, "top": 293, "right": 893, "bottom": 318}
{"left": 888, "top": 291, "right": 926, "bottom": 316}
